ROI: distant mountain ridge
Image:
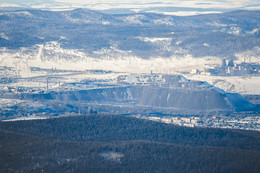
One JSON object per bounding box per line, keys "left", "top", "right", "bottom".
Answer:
{"left": 0, "top": 8, "right": 259, "bottom": 58}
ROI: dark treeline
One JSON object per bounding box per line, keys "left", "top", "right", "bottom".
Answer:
{"left": 0, "top": 115, "right": 260, "bottom": 172}
{"left": 1, "top": 115, "right": 259, "bottom": 150}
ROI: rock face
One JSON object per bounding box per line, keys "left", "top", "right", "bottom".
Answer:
{"left": 24, "top": 74, "right": 254, "bottom": 113}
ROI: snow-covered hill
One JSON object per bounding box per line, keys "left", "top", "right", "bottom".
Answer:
{"left": 0, "top": 9, "right": 259, "bottom": 58}
{"left": 15, "top": 74, "right": 254, "bottom": 113}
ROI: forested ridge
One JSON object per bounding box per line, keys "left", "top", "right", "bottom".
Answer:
{"left": 0, "top": 115, "right": 260, "bottom": 172}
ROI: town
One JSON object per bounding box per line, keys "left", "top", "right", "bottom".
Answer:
{"left": 134, "top": 113, "right": 260, "bottom": 131}
{"left": 190, "top": 59, "right": 260, "bottom": 76}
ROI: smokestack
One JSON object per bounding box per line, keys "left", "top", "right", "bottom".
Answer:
{"left": 222, "top": 59, "right": 226, "bottom": 68}
{"left": 228, "top": 60, "right": 234, "bottom": 67}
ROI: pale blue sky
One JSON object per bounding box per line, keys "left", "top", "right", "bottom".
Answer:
{"left": 1, "top": 0, "right": 260, "bottom": 15}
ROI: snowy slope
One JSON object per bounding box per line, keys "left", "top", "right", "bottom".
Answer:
{"left": 18, "top": 74, "right": 254, "bottom": 113}
{"left": 185, "top": 74, "right": 260, "bottom": 95}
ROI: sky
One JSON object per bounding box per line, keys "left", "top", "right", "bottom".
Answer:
{"left": 0, "top": 0, "right": 260, "bottom": 15}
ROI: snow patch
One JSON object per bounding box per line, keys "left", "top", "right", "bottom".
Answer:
{"left": 0, "top": 11, "right": 33, "bottom": 17}
{"left": 203, "top": 43, "right": 209, "bottom": 47}
{"left": 224, "top": 26, "right": 241, "bottom": 35}
{"left": 248, "top": 28, "right": 259, "bottom": 35}
{"left": 138, "top": 37, "right": 172, "bottom": 43}
{"left": 167, "top": 93, "right": 171, "bottom": 102}
{"left": 100, "top": 151, "right": 124, "bottom": 163}
{"left": 0, "top": 3, "right": 21, "bottom": 7}
{"left": 0, "top": 33, "right": 8, "bottom": 40}
{"left": 121, "top": 14, "right": 145, "bottom": 24}
{"left": 160, "top": 11, "right": 222, "bottom": 16}
{"left": 153, "top": 17, "right": 174, "bottom": 25}
{"left": 2, "top": 116, "right": 48, "bottom": 122}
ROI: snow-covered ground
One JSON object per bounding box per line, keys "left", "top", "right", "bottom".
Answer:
{"left": 2, "top": 116, "right": 48, "bottom": 122}
{"left": 184, "top": 74, "right": 260, "bottom": 95}
{"left": 1, "top": 42, "right": 259, "bottom": 95}
{"left": 0, "top": 42, "right": 209, "bottom": 76}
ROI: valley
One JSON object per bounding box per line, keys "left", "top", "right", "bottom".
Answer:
{"left": 0, "top": 4, "right": 260, "bottom": 173}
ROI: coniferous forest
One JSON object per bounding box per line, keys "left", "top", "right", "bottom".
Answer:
{"left": 1, "top": 115, "right": 259, "bottom": 173}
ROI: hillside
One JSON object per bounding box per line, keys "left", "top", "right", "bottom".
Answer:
{"left": 0, "top": 115, "right": 260, "bottom": 172}
{"left": 0, "top": 74, "right": 254, "bottom": 119}
{"left": 0, "top": 9, "right": 259, "bottom": 59}
{"left": 18, "top": 74, "right": 254, "bottom": 113}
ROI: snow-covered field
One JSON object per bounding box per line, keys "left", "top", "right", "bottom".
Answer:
{"left": 0, "top": 42, "right": 215, "bottom": 75}
{"left": 1, "top": 41, "right": 259, "bottom": 95}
